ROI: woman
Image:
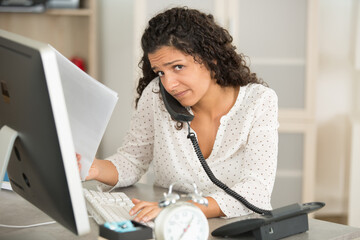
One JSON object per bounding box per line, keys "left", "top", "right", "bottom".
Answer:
{"left": 78, "top": 7, "right": 278, "bottom": 223}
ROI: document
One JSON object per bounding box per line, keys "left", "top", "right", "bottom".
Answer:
{"left": 53, "top": 46, "right": 118, "bottom": 180}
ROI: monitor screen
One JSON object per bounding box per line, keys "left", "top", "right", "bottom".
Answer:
{"left": 0, "top": 29, "right": 90, "bottom": 236}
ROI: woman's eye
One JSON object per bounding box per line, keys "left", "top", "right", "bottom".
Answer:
{"left": 174, "top": 65, "right": 183, "bottom": 70}
{"left": 157, "top": 71, "right": 164, "bottom": 77}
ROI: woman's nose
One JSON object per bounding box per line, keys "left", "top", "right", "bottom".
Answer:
{"left": 162, "top": 73, "right": 179, "bottom": 92}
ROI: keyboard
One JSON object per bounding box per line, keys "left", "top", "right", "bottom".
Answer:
{"left": 83, "top": 188, "right": 155, "bottom": 229}
{"left": 83, "top": 188, "right": 135, "bottom": 225}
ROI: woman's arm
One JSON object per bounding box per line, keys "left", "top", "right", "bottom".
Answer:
{"left": 89, "top": 158, "right": 119, "bottom": 186}
{"left": 129, "top": 196, "right": 225, "bottom": 223}
{"left": 77, "top": 154, "right": 118, "bottom": 186}
{"left": 192, "top": 197, "right": 225, "bottom": 218}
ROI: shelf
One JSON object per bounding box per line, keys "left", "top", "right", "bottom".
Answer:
{"left": 45, "top": 9, "right": 92, "bottom": 16}
{"left": 0, "top": 0, "right": 98, "bottom": 79}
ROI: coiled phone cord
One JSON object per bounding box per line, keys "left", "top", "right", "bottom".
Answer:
{"left": 186, "top": 123, "right": 271, "bottom": 215}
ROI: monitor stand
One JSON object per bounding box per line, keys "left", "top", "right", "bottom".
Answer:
{"left": 0, "top": 125, "right": 18, "bottom": 189}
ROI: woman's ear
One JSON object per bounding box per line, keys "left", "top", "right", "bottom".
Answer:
{"left": 210, "top": 60, "right": 217, "bottom": 79}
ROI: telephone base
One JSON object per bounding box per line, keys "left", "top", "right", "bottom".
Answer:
{"left": 212, "top": 202, "right": 325, "bottom": 240}
{"left": 252, "top": 213, "right": 308, "bottom": 240}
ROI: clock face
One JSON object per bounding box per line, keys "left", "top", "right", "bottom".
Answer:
{"left": 155, "top": 203, "right": 209, "bottom": 240}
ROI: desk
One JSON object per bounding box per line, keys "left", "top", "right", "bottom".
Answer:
{"left": 1, "top": 181, "right": 360, "bottom": 240}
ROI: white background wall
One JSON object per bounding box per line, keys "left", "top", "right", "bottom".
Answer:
{"left": 315, "top": 0, "right": 359, "bottom": 215}
{"left": 97, "top": 0, "right": 360, "bottom": 217}
{"left": 97, "top": 0, "right": 136, "bottom": 159}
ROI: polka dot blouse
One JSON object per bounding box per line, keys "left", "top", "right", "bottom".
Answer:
{"left": 107, "top": 78, "right": 279, "bottom": 218}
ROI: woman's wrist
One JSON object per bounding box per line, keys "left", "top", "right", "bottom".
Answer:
{"left": 192, "top": 197, "right": 225, "bottom": 218}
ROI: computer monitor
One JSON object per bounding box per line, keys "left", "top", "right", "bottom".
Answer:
{"left": 0, "top": 29, "right": 90, "bottom": 236}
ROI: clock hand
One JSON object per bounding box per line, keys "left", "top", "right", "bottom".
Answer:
{"left": 178, "top": 215, "right": 194, "bottom": 240}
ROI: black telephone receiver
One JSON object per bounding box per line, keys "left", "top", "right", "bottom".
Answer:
{"left": 159, "top": 80, "right": 194, "bottom": 122}
{"left": 158, "top": 79, "right": 325, "bottom": 239}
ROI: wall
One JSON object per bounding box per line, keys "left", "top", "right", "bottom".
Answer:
{"left": 97, "top": 0, "right": 136, "bottom": 159}
{"left": 315, "top": 0, "right": 358, "bottom": 215}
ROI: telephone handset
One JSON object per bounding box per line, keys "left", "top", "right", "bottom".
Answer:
{"left": 159, "top": 80, "right": 194, "bottom": 122}
{"left": 159, "top": 79, "right": 325, "bottom": 239}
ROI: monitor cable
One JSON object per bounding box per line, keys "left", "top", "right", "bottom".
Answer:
{"left": 0, "top": 221, "right": 56, "bottom": 229}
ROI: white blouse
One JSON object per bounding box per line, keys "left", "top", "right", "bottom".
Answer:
{"left": 107, "top": 78, "right": 279, "bottom": 218}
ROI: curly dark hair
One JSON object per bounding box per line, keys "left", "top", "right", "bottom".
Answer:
{"left": 135, "top": 7, "right": 265, "bottom": 107}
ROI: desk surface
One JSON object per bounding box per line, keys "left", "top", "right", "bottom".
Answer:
{"left": 1, "top": 181, "right": 360, "bottom": 240}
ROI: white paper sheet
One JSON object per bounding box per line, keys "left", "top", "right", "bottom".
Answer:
{"left": 52, "top": 46, "right": 118, "bottom": 180}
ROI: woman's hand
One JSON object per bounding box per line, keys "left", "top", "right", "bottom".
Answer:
{"left": 76, "top": 153, "right": 99, "bottom": 181}
{"left": 128, "top": 197, "right": 225, "bottom": 223}
{"left": 130, "top": 198, "right": 162, "bottom": 222}
{"left": 76, "top": 153, "right": 118, "bottom": 186}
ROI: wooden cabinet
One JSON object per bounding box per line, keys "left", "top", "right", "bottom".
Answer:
{"left": 0, "top": 0, "right": 98, "bottom": 79}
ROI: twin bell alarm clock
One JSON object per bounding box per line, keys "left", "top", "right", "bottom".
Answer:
{"left": 154, "top": 182, "right": 209, "bottom": 240}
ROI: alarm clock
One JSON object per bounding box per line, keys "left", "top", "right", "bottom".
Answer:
{"left": 154, "top": 183, "right": 209, "bottom": 240}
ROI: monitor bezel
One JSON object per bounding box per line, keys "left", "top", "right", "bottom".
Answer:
{"left": 0, "top": 29, "right": 90, "bottom": 236}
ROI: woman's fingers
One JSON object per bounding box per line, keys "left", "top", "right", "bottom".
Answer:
{"left": 76, "top": 154, "right": 99, "bottom": 181}
{"left": 130, "top": 199, "right": 162, "bottom": 222}
{"left": 135, "top": 207, "right": 161, "bottom": 222}
{"left": 130, "top": 198, "right": 150, "bottom": 215}
{"left": 131, "top": 198, "right": 141, "bottom": 204}
{"left": 76, "top": 153, "right": 82, "bottom": 174}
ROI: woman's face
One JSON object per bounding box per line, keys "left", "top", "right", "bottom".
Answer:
{"left": 148, "top": 46, "right": 215, "bottom": 107}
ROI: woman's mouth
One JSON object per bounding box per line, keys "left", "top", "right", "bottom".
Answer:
{"left": 173, "top": 90, "right": 189, "bottom": 99}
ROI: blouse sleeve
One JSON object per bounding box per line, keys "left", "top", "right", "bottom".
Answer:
{"left": 106, "top": 81, "right": 156, "bottom": 188}
{"left": 208, "top": 88, "right": 279, "bottom": 217}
